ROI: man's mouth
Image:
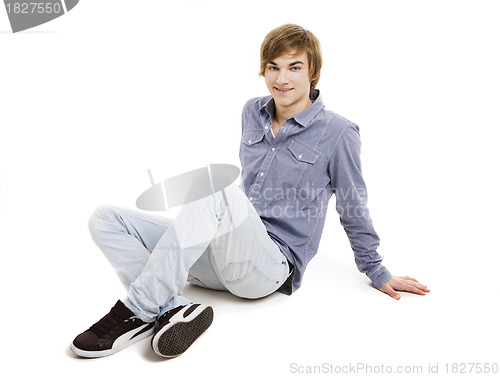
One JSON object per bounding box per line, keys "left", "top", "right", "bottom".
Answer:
{"left": 274, "top": 87, "right": 293, "bottom": 93}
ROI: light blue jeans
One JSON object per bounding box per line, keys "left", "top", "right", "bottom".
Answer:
{"left": 88, "top": 184, "right": 289, "bottom": 322}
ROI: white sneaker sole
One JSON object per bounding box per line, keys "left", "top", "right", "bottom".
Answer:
{"left": 151, "top": 304, "right": 213, "bottom": 358}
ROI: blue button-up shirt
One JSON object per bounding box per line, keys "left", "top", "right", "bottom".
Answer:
{"left": 239, "top": 90, "right": 392, "bottom": 294}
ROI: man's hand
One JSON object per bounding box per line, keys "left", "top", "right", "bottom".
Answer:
{"left": 380, "top": 276, "right": 430, "bottom": 300}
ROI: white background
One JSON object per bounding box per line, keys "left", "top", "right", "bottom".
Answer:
{"left": 1, "top": 0, "right": 499, "bottom": 376}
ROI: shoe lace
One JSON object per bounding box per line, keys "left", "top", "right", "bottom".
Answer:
{"left": 89, "top": 310, "right": 134, "bottom": 338}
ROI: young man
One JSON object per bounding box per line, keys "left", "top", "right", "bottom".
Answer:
{"left": 70, "top": 24, "right": 429, "bottom": 359}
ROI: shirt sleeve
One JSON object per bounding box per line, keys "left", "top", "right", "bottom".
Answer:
{"left": 329, "top": 123, "right": 392, "bottom": 289}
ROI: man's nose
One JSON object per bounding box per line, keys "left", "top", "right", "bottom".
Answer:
{"left": 276, "top": 69, "right": 288, "bottom": 84}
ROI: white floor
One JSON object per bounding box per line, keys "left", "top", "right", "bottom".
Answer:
{"left": 2, "top": 202, "right": 499, "bottom": 377}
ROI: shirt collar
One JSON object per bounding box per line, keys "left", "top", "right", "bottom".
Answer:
{"left": 259, "top": 89, "right": 324, "bottom": 128}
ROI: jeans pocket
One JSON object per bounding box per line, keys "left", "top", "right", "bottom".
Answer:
{"left": 222, "top": 257, "right": 287, "bottom": 299}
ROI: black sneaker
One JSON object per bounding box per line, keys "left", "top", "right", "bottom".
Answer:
{"left": 151, "top": 303, "right": 213, "bottom": 358}
{"left": 70, "top": 300, "right": 154, "bottom": 358}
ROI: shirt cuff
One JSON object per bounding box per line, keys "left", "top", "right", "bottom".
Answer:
{"left": 367, "top": 264, "right": 392, "bottom": 290}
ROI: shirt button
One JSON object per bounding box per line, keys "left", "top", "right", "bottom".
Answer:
{"left": 298, "top": 154, "right": 303, "bottom": 159}
{"left": 271, "top": 147, "right": 276, "bottom": 151}
{"left": 249, "top": 197, "right": 253, "bottom": 201}
{"left": 260, "top": 172, "right": 264, "bottom": 177}
{"left": 264, "top": 126, "right": 269, "bottom": 130}
{"left": 248, "top": 139, "right": 252, "bottom": 144}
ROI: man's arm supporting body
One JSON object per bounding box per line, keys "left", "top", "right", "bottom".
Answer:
{"left": 329, "top": 123, "right": 430, "bottom": 299}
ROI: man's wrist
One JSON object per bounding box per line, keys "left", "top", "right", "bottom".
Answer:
{"left": 367, "top": 264, "right": 392, "bottom": 290}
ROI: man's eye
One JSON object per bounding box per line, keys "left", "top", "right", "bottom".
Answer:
{"left": 268, "top": 66, "right": 278, "bottom": 70}
{"left": 291, "top": 66, "right": 300, "bottom": 71}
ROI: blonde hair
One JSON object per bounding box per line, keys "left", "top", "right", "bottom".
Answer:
{"left": 260, "top": 24, "right": 322, "bottom": 93}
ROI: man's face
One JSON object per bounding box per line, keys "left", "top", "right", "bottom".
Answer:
{"left": 264, "top": 49, "right": 312, "bottom": 111}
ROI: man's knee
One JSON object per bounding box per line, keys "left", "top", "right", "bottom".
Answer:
{"left": 88, "top": 204, "right": 119, "bottom": 238}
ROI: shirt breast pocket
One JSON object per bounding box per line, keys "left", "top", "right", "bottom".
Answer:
{"left": 282, "top": 138, "right": 325, "bottom": 201}
{"left": 242, "top": 129, "right": 265, "bottom": 147}
{"left": 240, "top": 129, "right": 266, "bottom": 177}
{"left": 287, "top": 139, "right": 320, "bottom": 165}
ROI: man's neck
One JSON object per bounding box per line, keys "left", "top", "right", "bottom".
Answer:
{"left": 273, "top": 97, "right": 312, "bottom": 131}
